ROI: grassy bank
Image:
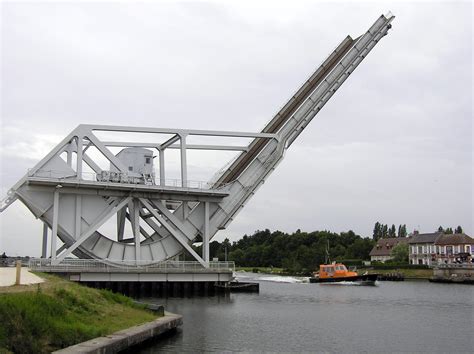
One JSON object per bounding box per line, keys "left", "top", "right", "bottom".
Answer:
{"left": 363, "top": 267, "right": 433, "bottom": 279}
{"left": 0, "top": 273, "right": 157, "bottom": 353}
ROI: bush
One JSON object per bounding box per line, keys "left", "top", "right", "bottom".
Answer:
{"left": 364, "top": 263, "right": 430, "bottom": 270}
{"left": 335, "top": 259, "right": 364, "bottom": 266}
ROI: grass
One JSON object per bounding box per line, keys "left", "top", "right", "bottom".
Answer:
{"left": 363, "top": 267, "right": 433, "bottom": 279}
{"left": 0, "top": 273, "right": 157, "bottom": 353}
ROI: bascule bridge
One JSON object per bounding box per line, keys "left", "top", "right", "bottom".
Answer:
{"left": 1, "top": 13, "right": 395, "bottom": 292}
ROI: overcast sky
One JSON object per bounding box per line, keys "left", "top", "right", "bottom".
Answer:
{"left": 1, "top": 1, "right": 472, "bottom": 256}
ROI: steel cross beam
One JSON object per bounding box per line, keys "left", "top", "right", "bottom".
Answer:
{"left": 139, "top": 198, "right": 208, "bottom": 267}
{"left": 52, "top": 197, "right": 131, "bottom": 264}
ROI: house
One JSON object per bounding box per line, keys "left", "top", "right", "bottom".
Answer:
{"left": 434, "top": 233, "right": 474, "bottom": 264}
{"left": 369, "top": 238, "right": 409, "bottom": 262}
{"left": 408, "top": 232, "right": 442, "bottom": 266}
{"left": 408, "top": 232, "right": 474, "bottom": 265}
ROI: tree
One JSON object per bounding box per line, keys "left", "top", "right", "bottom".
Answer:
{"left": 445, "top": 227, "right": 453, "bottom": 234}
{"left": 229, "top": 249, "right": 245, "bottom": 266}
{"left": 438, "top": 226, "right": 444, "bottom": 232}
{"left": 455, "top": 226, "right": 463, "bottom": 234}
{"left": 390, "top": 243, "right": 409, "bottom": 263}
{"left": 373, "top": 222, "right": 382, "bottom": 241}
{"left": 389, "top": 224, "right": 396, "bottom": 238}
{"left": 382, "top": 224, "right": 388, "bottom": 238}
{"left": 398, "top": 224, "right": 407, "bottom": 238}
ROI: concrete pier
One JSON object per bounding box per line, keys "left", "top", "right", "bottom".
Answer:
{"left": 430, "top": 264, "right": 474, "bottom": 284}
{"left": 53, "top": 312, "right": 182, "bottom": 353}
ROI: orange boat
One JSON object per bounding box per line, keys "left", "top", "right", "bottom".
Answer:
{"left": 309, "top": 263, "right": 378, "bottom": 285}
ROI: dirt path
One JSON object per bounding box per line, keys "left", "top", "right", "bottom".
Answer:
{"left": 0, "top": 267, "right": 45, "bottom": 287}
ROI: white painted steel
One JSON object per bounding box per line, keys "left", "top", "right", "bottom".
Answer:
{"left": 1, "top": 14, "right": 394, "bottom": 267}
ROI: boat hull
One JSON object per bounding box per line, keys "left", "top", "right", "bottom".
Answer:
{"left": 309, "top": 273, "right": 378, "bottom": 285}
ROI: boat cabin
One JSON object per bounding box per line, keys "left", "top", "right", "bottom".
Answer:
{"left": 317, "top": 263, "right": 358, "bottom": 279}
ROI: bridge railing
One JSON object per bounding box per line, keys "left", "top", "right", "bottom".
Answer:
{"left": 28, "top": 169, "right": 212, "bottom": 190}
{"left": 29, "top": 258, "right": 235, "bottom": 273}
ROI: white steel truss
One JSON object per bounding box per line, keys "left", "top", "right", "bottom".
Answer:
{"left": 0, "top": 13, "right": 395, "bottom": 266}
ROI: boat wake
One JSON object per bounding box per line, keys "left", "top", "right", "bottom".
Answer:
{"left": 235, "top": 272, "right": 308, "bottom": 284}
{"left": 320, "top": 281, "right": 378, "bottom": 286}
{"left": 259, "top": 276, "right": 306, "bottom": 284}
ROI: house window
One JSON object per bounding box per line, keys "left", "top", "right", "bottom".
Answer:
{"left": 145, "top": 157, "right": 151, "bottom": 164}
{"left": 418, "top": 246, "right": 423, "bottom": 254}
{"left": 418, "top": 259, "right": 423, "bottom": 265}
{"left": 128, "top": 166, "right": 133, "bottom": 171}
{"left": 466, "top": 245, "right": 471, "bottom": 254}
{"left": 446, "top": 246, "right": 453, "bottom": 255}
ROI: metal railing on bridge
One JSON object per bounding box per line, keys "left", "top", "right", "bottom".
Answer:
{"left": 29, "top": 258, "right": 235, "bottom": 273}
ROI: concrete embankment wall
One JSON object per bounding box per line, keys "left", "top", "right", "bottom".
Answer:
{"left": 433, "top": 267, "right": 473, "bottom": 277}
{"left": 431, "top": 266, "right": 474, "bottom": 284}
{"left": 54, "top": 313, "right": 182, "bottom": 354}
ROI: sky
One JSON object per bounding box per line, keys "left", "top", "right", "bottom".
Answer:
{"left": 0, "top": 0, "right": 472, "bottom": 256}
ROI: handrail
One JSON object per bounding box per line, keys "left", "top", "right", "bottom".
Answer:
{"left": 28, "top": 169, "right": 212, "bottom": 189}
{"left": 29, "top": 258, "right": 235, "bottom": 273}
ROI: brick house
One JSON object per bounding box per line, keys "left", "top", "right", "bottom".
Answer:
{"left": 369, "top": 237, "right": 410, "bottom": 262}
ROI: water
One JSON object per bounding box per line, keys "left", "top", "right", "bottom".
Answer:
{"left": 138, "top": 272, "right": 474, "bottom": 353}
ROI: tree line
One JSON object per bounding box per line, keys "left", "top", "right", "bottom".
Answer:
{"left": 437, "top": 226, "right": 463, "bottom": 234}
{"left": 373, "top": 222, "right": 464, "bottom": 241}
{"left": 194, "top": 229, "right": 374, "bottom": 274}
{"left": 372, "top": 222, "right": 407, "bottom": 240}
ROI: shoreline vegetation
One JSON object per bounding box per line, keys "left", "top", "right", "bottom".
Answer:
{"left": 196, "top": 229, "right": 375, "bottom": 275}
{"left": 0, "top": 273, "right": 158, "bottom": 353}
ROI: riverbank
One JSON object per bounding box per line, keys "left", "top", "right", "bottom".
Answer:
{"left": 363, "top": 267, "right": 433, "bottom": 279}
{"left": 0, "top": 273, "right": 159, "bottom": 353}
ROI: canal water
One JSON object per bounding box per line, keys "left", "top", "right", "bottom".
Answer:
{"left": 138, "top": 272, "right": 473, "bottom": 353}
